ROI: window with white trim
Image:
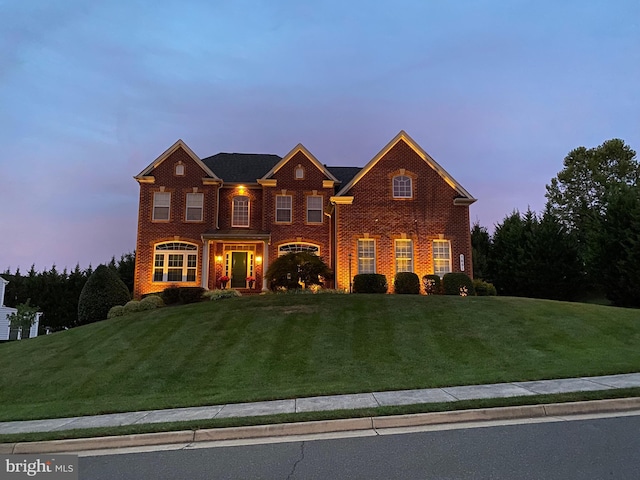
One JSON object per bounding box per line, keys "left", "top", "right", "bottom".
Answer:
{"left": 175, "top": 164, "right": 185, "bottom": 176}
{"left": 306, "top": 195, "right": 323, "bottom": 223}
{"left": 275, "top": 195, "right": 292, "bottom": 223}
{"left": 153, "top": 242, "right": 197, "bottom": 282}
{"left": 393, "top": 175, "right": 412, "bottom": 198}
{"left": 232, "top": 195, "right": 249, "bottom": 227}
{"left": 153, "top": 192, "right": 171, "bottom": 221}
{"left": 357, "top": 239, "right": 376, "bottom": 274}
{"left": 186, "top": 193, "right": 203, "bottom": 222}
{"left": 395, "top": 239, "right": 413, "bottom": 273}
{"left": 433, "top": 240, "right": 452, "bottom": 277}
{"left": 278, "top": 243, "right": 320, "bottom": 256}
{"left": 295, "top": 166, "right": 305, "bottom": 179}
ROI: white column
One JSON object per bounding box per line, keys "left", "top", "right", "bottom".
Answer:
{"left": 201, "top": 239, "right": 210, "bottom": 290}
{"left": 262, "top": 240, "right": 269, "bottom": 291}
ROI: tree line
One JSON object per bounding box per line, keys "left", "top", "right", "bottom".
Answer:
{"left": 1, "top": 252, "right": 135, "bottom": 331}
{"left": 473, "top": 138, "right": 640, "bottom": 307}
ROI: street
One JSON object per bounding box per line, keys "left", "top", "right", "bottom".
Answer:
{"left": 80, "top": 413, "right": 640, "bottom": 479}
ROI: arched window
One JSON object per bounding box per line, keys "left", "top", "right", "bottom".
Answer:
{"left": 278, "top": 243, "right": 320, "bottom": 256}
{"left": 393, "top": 175, "right": 412, "bottom": 198}
{"left": 153, "top": 242, "right": 198, "bottom": 282}
{"left": 232, "top": 195, "right": 250, "bottom": 227}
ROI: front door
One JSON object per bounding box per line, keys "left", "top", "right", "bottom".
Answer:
{"left": 231, "top": 252, "right": 247, "bottom": 288}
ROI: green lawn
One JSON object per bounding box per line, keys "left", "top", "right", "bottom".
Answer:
{"left": 1, "top": 294, "right": 639, "bottom": 422}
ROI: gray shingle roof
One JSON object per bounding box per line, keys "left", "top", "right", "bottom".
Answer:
{"left": 201, "top": 153, "right": 281, "bottom": 183}
{"left": 327, "top": 166, "right": 362, "bottom": 186}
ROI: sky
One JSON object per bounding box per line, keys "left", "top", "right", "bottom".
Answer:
{"left": 1, "top": 0, "right": 639, "bottom": 272}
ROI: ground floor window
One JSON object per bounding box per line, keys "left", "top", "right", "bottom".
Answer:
{"left": 395, "top": 239, "right": 413, "bottom": 273}
{"left": 432, "top": 240, "right": 451, "bottom": 277}
{"left": 278, "top": 243, "right": 320, "bottom": 256}
{"left": 153, "top": 242, "right": 197, "bottom": 282}
{"left": 357, "top": 239, "right": 376, "bottom": 274}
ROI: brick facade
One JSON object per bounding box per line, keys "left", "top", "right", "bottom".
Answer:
{"left": 133, "top": 132, "right": 476, "bottom": 298}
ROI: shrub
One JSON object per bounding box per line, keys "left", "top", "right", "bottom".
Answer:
{"left": 265, "top": 252, "right": 333, "bottom": 291}
{"left": 422, "top": 275, "right": 442, "bottom": 295}
{"left": 123, "top": 300, "right": 143, "bottom": 314}
{"left": 107, "top": 305, "right": 125, "bottom": 319}
{"left": 442, "top": 273, "right": 475, "bottom": 296}
{"left": 140, "top": 294, "right": 165, "bottom": 308}
{"left": 473, "top": 279, "right": 497, "bottom": 296}
{"left": 178, "top": 286, "right": 205, "bottom": 304}
{"left": 77, "top": 265, "right": 131, "bottom": 325}
{"left": 353, "top": 274, "right": 388, "bottom": 294}
{"left": 394, "top": 272, "right": 420, "bottom": 294}
{"left": 203, "top": 289, "right": 242, "bottom": 301}
{"left": 161, "top": 286, "right": 181, "bottom": 305}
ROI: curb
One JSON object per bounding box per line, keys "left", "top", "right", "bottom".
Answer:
{"left": 3, "top": 397, "right": 640, "bottom": 454}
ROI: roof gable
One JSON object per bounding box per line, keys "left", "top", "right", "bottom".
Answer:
{"left": 260, "top": 144, "right": 339, "bottom": 182}
{"left": 134, "top": 139, "right": 220, "bottom": 181}
{"left": 335, "top": 131, "right": 476, "bottom": 202}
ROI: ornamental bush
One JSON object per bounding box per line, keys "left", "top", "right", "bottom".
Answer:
{"left": 473, "top": 279, "right": 497, "bottom": 296}
{"left": 352, "top": 274, "right": 388, "bottom": 294}
{"left": 442, "top": 272, "right": 475, "bottom": 296}
{"left": 140, "top": 294, "right": 165, "bottom": 308}
{"left": 161, "top": 286, "right": 180, "bottom": 305}
{"left": 178, "top": 286, "right": 205, "bottom": 304}
{"left": 265, "top": 252, "right": 333, "bottom": 291}
{"left": 394, "top": 272, "right": 420, "bottom": 294}
{"left": 203, "top": 289, "right": 243, "bottom": 301}
{"left": 77, "top": 265, "right": 131, "bottom": 325}
{"left": 107, "top": 305, "right": 124, "bottom": 319}
{"left": 422, "top": 274, "right": 442, "bottom": 295}
{"left": 123, "top": 300, "right": 143, "bottom": 315}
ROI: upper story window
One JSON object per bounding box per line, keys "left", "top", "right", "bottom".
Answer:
{"left": 186, "top": 193, "right": 203, "bottom": 222}
{"left": 295, "top": 165, "right": 305, "bottom": 180}
{"left": 395, "top": 239, "right": 413, "bottom": 273}
{"left": 275, "top": 195, "right": 292, "bottom": 223}
{"left": 306, "top": 195, "right": 323, "bottom": 223}
{"left": 153, "top": 192, "right": 171, "bottom": 221}
{"left": 153, "top": 242, "right": 197, "bottom": 283}
{"left": 175, "top": 163, "right": 185, "bottom": 176}
{"left": 393, "top": 175, "right": 413, "bottom": 198}
{"left": 433, "top": 240, "right": 452, "bottom": 277}
{"left": 357, "top": 238, "right": 376, "bottom": 274}
{"left": 232, "top": 195, "right": 250, "bottom": 227}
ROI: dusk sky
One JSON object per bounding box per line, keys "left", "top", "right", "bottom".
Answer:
{"left": 2, "top": 0, "right": 638, "bottom": 272}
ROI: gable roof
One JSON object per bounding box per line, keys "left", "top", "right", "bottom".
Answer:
{"left": 134, "top": 139, "right": 221, "bottom": 181}
{"left": 260, "top": 144, "right": 339, "bottom": 182}
{"left": 327, "top": 166, "right": 362, "bottom": 186}
{"left": 201, "top": 153, "right": 281, "bottom": 183}
{"left": 335, "top": 130, "right": 476, "bottom": 203}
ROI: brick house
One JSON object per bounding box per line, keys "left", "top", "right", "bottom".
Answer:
{"left": 133, "top": 131, "right": 476, "bottom": 298}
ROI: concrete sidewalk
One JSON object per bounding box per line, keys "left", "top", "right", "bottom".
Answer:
{"left": 2, "top": 373, "right": 640, "bottom": 436}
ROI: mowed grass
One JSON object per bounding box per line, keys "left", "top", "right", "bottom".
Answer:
{"left": 1, "top": 294, "right": 639, "bottom": 422}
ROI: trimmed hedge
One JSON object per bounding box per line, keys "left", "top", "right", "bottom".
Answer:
{"left": 107, "top": 305, "right": 124, "bottom": 319}
{"left": 473, "top": 279, "right": 497, "bottom": 296}
{"left": 140, "top": 294, "right": 165, "bottom": 308}
{"left": 422, "top": 274, "right": 442, "bottom": 295}
{"left": 178, "top": 287, "right": 205, "bottom": 304}
{"left": 394, "top": 272, "right": 420, "bottom": 294}
{"left": 77, "top": 265, "right": 131, "bottom": 325}
{"left": 353, "top": 274, "right": 388, "bottom": 294}
{"left": 161, "top": 286, "right": 181, "bottom": 305}
{"left": 442, "top": 272, "right": 475, "bottom": 296}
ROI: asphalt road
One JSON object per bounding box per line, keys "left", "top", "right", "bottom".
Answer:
{"left": 79, "top": 414, "right": 640, "bottom": 479}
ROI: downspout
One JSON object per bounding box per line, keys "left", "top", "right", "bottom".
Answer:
{"left": 216, "top": 183, "right": 221, "bottom": 230}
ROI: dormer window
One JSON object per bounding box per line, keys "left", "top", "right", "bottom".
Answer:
{"left": 175, "top": 163, "right": 185, "bottom": 176}
{"left": 393, "top": 175, "right": 412, "bottom": 198}
{"left": 295, "top": 165, "right": 305, "bottom": 180}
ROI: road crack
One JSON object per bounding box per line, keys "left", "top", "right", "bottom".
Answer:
{"left": 286, "top": 441, "right": 305, "bottom": 480}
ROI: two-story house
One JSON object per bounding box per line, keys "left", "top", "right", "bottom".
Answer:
{"left": 133, "top": 131, "right": 476, "bottom": 298}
